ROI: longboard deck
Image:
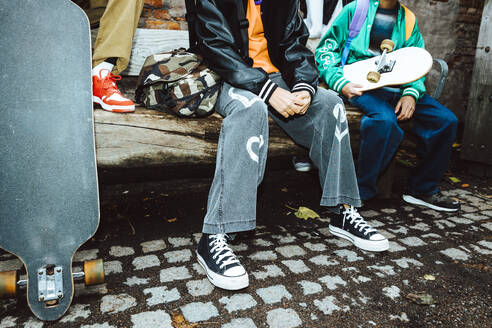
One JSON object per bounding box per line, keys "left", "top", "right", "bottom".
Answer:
{"left": 343, "top": 47, "right": 433, "bottom": 92}
{"left": 0, "top": 0, "right": 99, "bottom": 321}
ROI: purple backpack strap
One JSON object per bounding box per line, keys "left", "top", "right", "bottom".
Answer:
{"left": 341, "top": 0, "right": 369, "bottom": 67}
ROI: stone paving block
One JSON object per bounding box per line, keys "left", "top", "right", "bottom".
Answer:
{"left": 388, "top": 240, "right": 407, "bottom": 253}
{"left": 186, "top": 278, "right": 214, "bottom": 297}
{"left": 132, "top": 255, "right": 160, "bottom": 270}
{"left": 342, "top": 266, "right": 360, "bottom": 273}
{"left": 160, "top": 266, "right": 192, "bottom": 283}
{"left": 0, "top": 316, "right": 17, "bottom": 328}
{"left": 231, "top": 243, "right": 248, "bottom": 252}
{"left": 192, "top": 233, "right": 202, "bottom": 243}
{"left": 23, "top": 318, "right": 44, "bottom": 328}
{"left": 272, "top": 234, "right": 297, "bottom": 243}
{"left": 421, "top": 233, "right": 442, "bottom": 239}
{"left": 131, "top": 310, "right": 172, "bottom": 328}
{"left": 360, "top": 210, "right": 379, "bottom": 218}
{"left": 141, "top": 239, "right": 167, "bottom": 253}
{"left": 252, "top": 264, "right": 285, "bottom": 280}
{"left": 181, "top": 302, "right": 218, "bottom": 323}
{"left": 402, "top": 206, "right": 415, "bottom": 211}
{"left": 124, "top": 276, "right": 151, "bottom": 287}
{"left": 303, "top": 242, "right": 327, "bottom": 252}
{"left": 254, "top": 239, "right": 273, "bottom": 247}
{"left": 399, "top": 237, "right": 427, "bottom": 247}
{"left": 422, "top": 210, "right": 442, "bottom": 218}
{"left": 298, "top": 280, "right": 323, "bottom": 295}
{"left": 281, "top": 260, "right": 310, "bottom": 274}
{"left": 309, "top": 255, "right": 340, "bottom": 266}
{"left": 388, "top": 227, "right": 408, "bottom": 235}
{"left": 73, "top": 249, "right": 99, "bottom": 262}
{"left": 80, "top": 323, "right": 116, "bottom": 328}
{"left": 469, "top": 244, "right": 492, "bottom": 255}
{"left": 0, "top": 259, "right": 22, "bottom": 271}
{"left": 109, "top": 246, "right": 135, "bottom": 257}
{"left": 222, "top": 318, "right": 257, "bottom": 328}
{"left": 460, "top": 205, "right": 478, "bottom": 213}
{"left": 440, "top": 248, "right": 470, "bottom": 261}
{"left": 168, "top": 237, "right": 193, "bottom": 248}
{"left": 478, "top": 240, "right": 492, "bottom": 250}
{"left": 144, "top": 286, "right": 180, "bottom": 306}
{"left": 368, "top": 265, "right": 397, "bottom": 277}
{"left": 100, "top": 294, "right": 137, "bottom": 314}
{"left": 192, "top": 263, "right": 206, "bottom": 275}
{"left": 352, "top": 275, "right": 372, "bottom": 284}
{"left": 463, "top": 213, "right": 487, "bottom": 222}
{"left": 409, "top": 222, "right": 431, "bottom": 231}
{"left": 389, "top": 312, "right": 410, "bottom": 323}
{"left": 250, "top": 250, "right": 277, "bottom": 261}
{"left": 219, "top": 294, "right": 258, "bottom": 313}
{"left": 381, "top": 208, "right": 397, "bottom": 214}
{"left": 447, "top": 217, "right": 474, "bottom": 225}
{"left": 481, "top": 222, "right": 492, "bottom": 231}
{"left": 319, "top": 275, "right": 347, "bottom": 290}
{"left": 275, "top": 245, "right": 305, "bottom": 258}
{"left": 163, "top": 249, "right": 192, "bottom": 263}
{"left": 256, "top": 285, "right": 292, "bottom": 304}
{"left": 383, "top": 286, "right": 401, "bottom": 300}
{"left": 325, "top": 238, "right": 352, "bottom": 248}
{"left": 391, "top": 257, "right": 423, "bottom": 269}
{"left": 266, "top": 308, "right": 302, "bottom": 328}
{"left": 334, "top": 249, "right": 363, "bottom": 262}
{"left": 104, "top": 260, "right": 123, "bottom": 275}
{"left": 60, "top": 304, "right": 91, "bottom": 323}
{"left": 377, "top": 229, "right": 396, "bottom": 239}
{"left": 314, "top": 296, "right": 341, "bottom": 315}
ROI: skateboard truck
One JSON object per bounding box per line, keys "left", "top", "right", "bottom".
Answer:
{"left": 367, "top": 39, "right": 395, "bottom": 83}
{"left": 37, "top": 266, "right": 64, "bottom": 305}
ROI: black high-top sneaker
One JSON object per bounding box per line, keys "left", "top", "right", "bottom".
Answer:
{"left": 196, "top": 233, "right": 249, "bottom": 290}
{"left": 329, "top": 206, "right": 389, "bottom": 252}
{"left": 402, "top": 192, "right": 460, "bottom": 212}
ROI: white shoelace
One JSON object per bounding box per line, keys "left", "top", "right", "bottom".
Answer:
{"left": 209, "top": 234, "right": 240, "bottom": 269}
{"left": 342, "top": 206, "right": 376, "bottom": 235}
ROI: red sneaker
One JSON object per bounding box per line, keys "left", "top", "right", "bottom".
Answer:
{"left": 92, "top": 69, "right": 135, "bottom": 113}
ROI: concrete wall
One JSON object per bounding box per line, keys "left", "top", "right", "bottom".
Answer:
{"left": 140, "top": 0, "right": 485, "bottom": 120}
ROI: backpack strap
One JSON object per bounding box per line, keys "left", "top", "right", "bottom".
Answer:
{"left": 341, "top": 0, "right": 369, "bottom": 67}
{"left": 185, "top": 0, "right": 199, "bottom": 52}
{"left": 235, "top": 0, "right": 250, "bottom": 60}
{"left": 400, "top": 4, "right": 415, "bottom": 41}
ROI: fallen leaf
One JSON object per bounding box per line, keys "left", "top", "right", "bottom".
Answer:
{"left": 424, "top": 274, "right": 436, "bottom": 281}
{"left": 397, "top": 159, "right": 415, "bottom": 168}
{"left": 406, "top": 292, "right": 435, "bottom": 305}
{"left": 171, "top": 311, "right": 198, "bottom": 328}
{"left": 448, "top": 177, "right": 461, "bottom": 183}
{"left": 452, "top": 142, "right": 461, "bottom": 148}
{"left": 461, "top": 184, "right": 470, "bottom": 188}
{"left": 167, "top": 217, "right": 177, "bottom": 223}
{"left": 281, "top": 187, "right": 288, "bottom": 192}
{"left": 294, "top": 206, "right": 320, "bottom": 220}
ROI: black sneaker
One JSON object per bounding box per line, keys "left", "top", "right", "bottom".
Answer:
{"left": 402, "top": 192, "right": 460, "bottom": 212}
{"left": 329, "top": 206, "right": 389, "bottom": 252}
{"left": 196, "top": 233, "right": 249, "bottom": 290}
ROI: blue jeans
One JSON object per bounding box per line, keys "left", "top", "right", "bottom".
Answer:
{"left": 349, "top": 89, "right": 458, "bottom": 201}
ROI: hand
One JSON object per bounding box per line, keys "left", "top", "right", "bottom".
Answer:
{"left": 268, "top": 87, "right": 303, "bottom": 118}
{"left": 395, "top": 95, "right": 416, "bottom": 121}
{"left": 341, "top": 82, "right": 363, "bottom": 99}
{"left": 292, "top": 90, "right": 311, "bottom": 115}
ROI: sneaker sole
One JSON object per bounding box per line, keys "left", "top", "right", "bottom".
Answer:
{"left": 196, "top": 252, "right": 249, "bottom": 290}
{"left": 402, "top": 194, "right": 459, "bottom": 212}
{"left": 329, "top": 225, "right": 389, "bottom": 252}
{"left": 93, "top": 96, "right": 135, "bottom": 113}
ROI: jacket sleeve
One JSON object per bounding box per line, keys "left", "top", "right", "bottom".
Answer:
{"left": 277, "top": 2, "right": 318, "bottom": 97}
{"left": 400, "top": 19, "right": 426, "bottom": 100}
{"left": 315, "top": 4, "right": 352, "bottom": 93}
{"left": 194, "top": 0, "right": 278, "bottom": 103}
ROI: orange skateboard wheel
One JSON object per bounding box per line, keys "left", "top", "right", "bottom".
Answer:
{"left": 83, "top": 259, "right": 105, "bottom": 286}
{"left": 380, "top": 39, "right": 395, "bottom": 52}
{"left": 0, "top": 270, "right": 18, "bottom": 299}
{"left": 367, "top": 71, "right": 381, "bottom": 83}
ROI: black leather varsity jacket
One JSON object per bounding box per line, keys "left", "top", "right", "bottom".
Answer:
{"left": 193, "top": 0, "right": 319, "bottom": 104}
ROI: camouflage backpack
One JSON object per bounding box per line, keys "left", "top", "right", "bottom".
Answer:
{"left": 135, "top": 49, "right": 221, "bottom": 118}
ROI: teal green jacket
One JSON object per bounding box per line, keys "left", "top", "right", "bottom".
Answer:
{"left": 315, "top": 0, "right": 425, "bottom": 100}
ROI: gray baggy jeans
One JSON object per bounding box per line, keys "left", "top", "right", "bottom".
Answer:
{"left": 202, "top": 73, "right": 361, "bottom": 234}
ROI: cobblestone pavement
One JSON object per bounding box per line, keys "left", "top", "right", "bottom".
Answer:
{"left": 1, "top": 172, "right": 491, "bottom": 327}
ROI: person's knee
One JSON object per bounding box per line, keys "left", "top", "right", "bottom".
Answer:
{"left": 442, "top": 111, "right": 458, "bottom": 131}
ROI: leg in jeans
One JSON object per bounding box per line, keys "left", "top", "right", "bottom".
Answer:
{"left": 349, "top": 89, "right": 404, "bottom": 201}
{"left": 407, "top": 94, "right": 458, "bottom": 196}
{"left": 202, "top": 83, "right": 269, "bottom": 234}
{"left": 269, "top": 73, "right": 361, "bottom": 208}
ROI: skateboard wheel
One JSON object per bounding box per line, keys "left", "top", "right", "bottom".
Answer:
{"left": 84, "top": 259, "right": 105, "bottom": 286}
{"left": 0, "top": 270, "right": 18, "bottom": 299}
{"left": 380, "top": 39, "right": 395, "bottom": 52}
{"left": 367, "top": 71, "right": 381, "bottom": 83}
